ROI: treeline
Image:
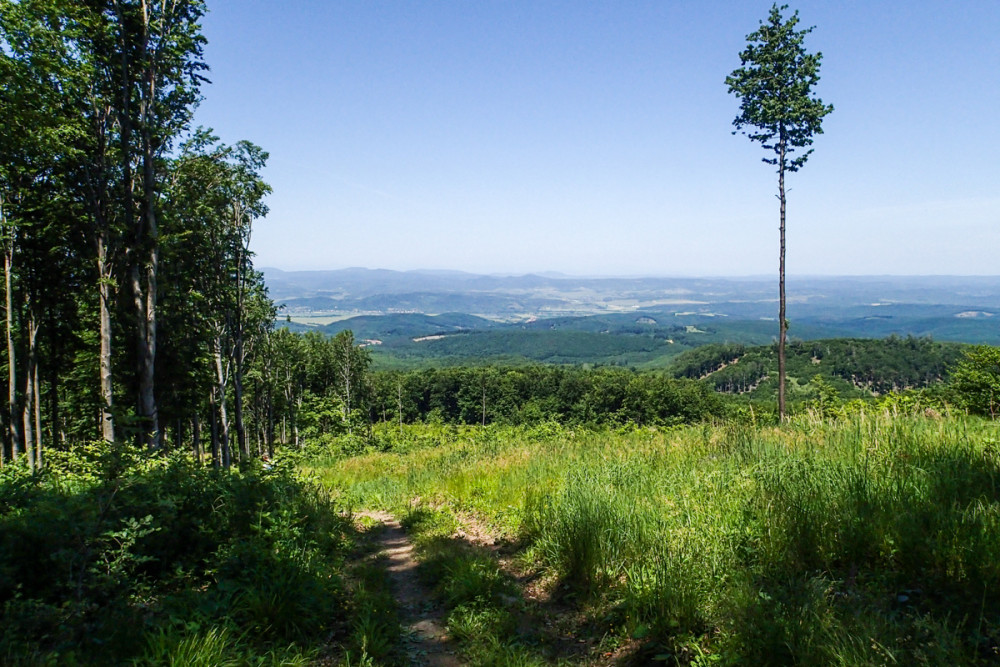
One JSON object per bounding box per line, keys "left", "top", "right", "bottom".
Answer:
{"left": 369, "top": 365, "right": 724, "bottom": 427}
{"left": 0, "top": 0, "right": 280, "bottom": 468}
{"left": 669, "top": 336, "right": 964, "bottom": 396}
{"left": 254, "top": 331, "right": 722, "bottom": 441}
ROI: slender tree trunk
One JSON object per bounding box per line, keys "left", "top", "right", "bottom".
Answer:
{"left": 5, "top": 245, "right": 21, "bottom": 460}
{"left": 777, "top": 135, "right": 787, "bottom": 420}
{"left": 22, "top": 313, "right": 38, "bottom": 471}
{"left": 294, "top": 393, "right": 301, "bottom": 447}
{"left": 0, "top": 193, "right": 4, "bottom": 468}
{"left": 193, "top": 414, "right": 202, "bottom": 464}
{"left": 23, "top": 360, "right": 34, "bottom": 472}
{"left": 233, "top": 332, "right": 247, "bottom": 462}
{"left": 33, "top": 360, "right": 41, "bottom": 468}
{"left": 98, "top": 236, "right": 115, "bottom": 442}
{"left": 282, "top": 373, "right": 293, "bottom": 445}
{"left": 213, "top": 339, "right": 231, "bottom": 468}
{"left": 210, "top": 391, "right": 219, "bottom": 468}
{"left": 341, "top": 345, "right": 352, "bottom": 434}
{"left": 266, "top": 392, "right": 274, "bottom": 458}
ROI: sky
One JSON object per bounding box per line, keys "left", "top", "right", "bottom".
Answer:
{"left": 193, "top": 1, "right": 1000, "bottom": 277}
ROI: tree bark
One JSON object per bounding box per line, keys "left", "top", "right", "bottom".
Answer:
{"left": 266, "top": 389, "right": 274, "bottom": 458}
{"left": 210, "top": 391, "right": 219, "bottom": 468}
{"left": 213, "top": 336, "right": 231, "bottom": 468}
{"left": 98, "top": 235, "right": 115, "bottom": 442}
{"left": 777, "top": 133, "right": 787, "bottom": 421}
{"left": 192, "top": 414, "right": 202, "bottom": 464}
{"left": 21, "top": 312, "right": 38, "bottom": 471}
{"left": 5, "top": 243, "right": 21, "bottom": 460}
{"left": 33, "top": 358, "right": 41, "bottom": 468}
{"left": 232, "top": 330, "right": 246, "bottom": 462}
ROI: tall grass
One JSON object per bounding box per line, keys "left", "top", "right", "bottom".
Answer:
{"left": 315, "top": 414, "right": 1000, "bottom": 664}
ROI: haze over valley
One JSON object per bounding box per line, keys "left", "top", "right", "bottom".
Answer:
{"left": 266, "top": 268, "right": 1000, "bottom": 368}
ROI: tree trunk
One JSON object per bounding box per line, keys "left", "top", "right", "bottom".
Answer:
{"left": 46, "top": 306, "right": 60, "bottom": 451}
{"left": 294, "top": 393, "right": 301, "bottom": 447}
{"left": 33, "top": 359, "right": 41, "bottom": 468}
{"left": 233, "top": 332, "right": 247, "bottom": 462}
{"left": 21, "top": 312, "right": 39, "bottom": 471}
{"left": 210, "top": 391, "right": 219, "bottom": 468}
{"left": 192, "top": 414, "right": 202, "bottom": 464}
{"left": 5, "top": 244, "right": 21, "bottom": 460}
{"left": 266, "top": 391, "right": 274, "bottom": 458}
{"left": 98, "top": 234, "right": 115, "bottom": 442}
{"left": 213, "top": 337, "right": 231, "bottom": 468}
{"left": 777, "top": 134, "right": 787, "bottom": 421}
{"left": 133, "top": 120, "right": 160, "bottom": 449}
{"left": 131, "top": 260, "right": 159, "bottom": 447}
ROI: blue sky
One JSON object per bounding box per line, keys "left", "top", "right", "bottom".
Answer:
{"left": 194, "top": 1, "right": 999, "bottom": 276}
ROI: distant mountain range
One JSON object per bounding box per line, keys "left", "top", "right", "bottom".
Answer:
{"left": 263, "top": 268, "right": 1000, "bottom": 368}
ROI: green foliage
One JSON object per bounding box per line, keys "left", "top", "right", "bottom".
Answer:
{"left": 670, "top": 336, "right": 964, "bottom": 400}
{"left": 317, "top": 416, "right": 1000, "bottom": 664}
{"left": 341, "top": 559, "right": 400, "bottom": 666}
{"left": 367, "top": 365, "right": 723, "bottom": 429}
{"left": 726, "top": 3, "right": 833, "bottom": 172}
{"left": 0, "top": 443, "right": 350, "bottom": 664}
{"left": 950, "top": 345, "right": 1000, "bottom": 417}
{"left": 399, "top": 504, "right": 541, "bottom": 666}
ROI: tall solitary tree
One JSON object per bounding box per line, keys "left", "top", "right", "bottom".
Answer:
{"left": 726, "top": 3, "right": 833, "bottom": 420}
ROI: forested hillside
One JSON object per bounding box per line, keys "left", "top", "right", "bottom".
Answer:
{"left": 669, "top": 337, "right": 964, "bottom": 397}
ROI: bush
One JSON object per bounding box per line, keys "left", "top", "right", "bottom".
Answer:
{"left": 950, "top": 345, "right": 1000, "bottom": 417}
{"left": 0, "top": 443, "right": 350, "bottom": 664}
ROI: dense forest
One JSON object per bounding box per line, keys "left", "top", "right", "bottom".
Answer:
{"left": 669, "top": 337, "right": 964, "bottom": 396}
{"left": 0, "top": 0, "right": 291, "bottom": 468}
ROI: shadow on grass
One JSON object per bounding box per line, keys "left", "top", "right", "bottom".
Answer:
{"left": 401, "top": 504, "right": 651, "bottom": 666}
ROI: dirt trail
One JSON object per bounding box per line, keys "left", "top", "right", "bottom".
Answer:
{"left": 357, "top": 511, "right": 463, "bottom": 667}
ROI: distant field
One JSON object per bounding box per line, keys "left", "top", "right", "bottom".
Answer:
{"left": 285, "top": 313, "right": 358, "bottom": 327}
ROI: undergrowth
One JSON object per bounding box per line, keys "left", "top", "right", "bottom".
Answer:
{"left": 314, "top": 414, "right": 1000, "bottom": 665}
{"left": 0, "top": 442, "right": 352, "bottom": 665}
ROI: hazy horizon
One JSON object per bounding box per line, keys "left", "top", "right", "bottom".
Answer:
{"left": 261, "top": 265, "right": 1000, "bottom": 281}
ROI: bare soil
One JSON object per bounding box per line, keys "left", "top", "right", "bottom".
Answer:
{"left": 356, "top": 511, "right": 463, "bottom": 666}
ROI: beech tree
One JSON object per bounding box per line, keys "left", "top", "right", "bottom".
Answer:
{"left": 1, "top": 0, "right": 280, "bottom": 463}
{"left": 726, "top": 4, "right": 833, "bottom": 419}
{"left": 77, "top": 0, "right": 208, "bottom": 447}
{"left": 0, "top": 0, "right": 88, "bottom": 465}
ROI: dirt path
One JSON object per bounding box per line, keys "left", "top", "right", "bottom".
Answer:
{"left": 357, "top": 511, "right": 463, "bottom": 667}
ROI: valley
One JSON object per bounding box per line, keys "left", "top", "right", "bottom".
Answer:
{"left": 268, "top": 268, "right": 1000, "bottom": 368}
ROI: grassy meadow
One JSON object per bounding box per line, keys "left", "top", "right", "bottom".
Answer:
{"left": 310, "top": 413, "right": 1000, "bottom": 665}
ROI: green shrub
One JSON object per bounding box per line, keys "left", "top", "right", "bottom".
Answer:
{"left": 0, "top": 442, "right": 350, "bottom": 664}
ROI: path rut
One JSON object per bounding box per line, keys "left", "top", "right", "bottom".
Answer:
{"left": 358, "top": 511, "right": 463, "bottom": 667}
